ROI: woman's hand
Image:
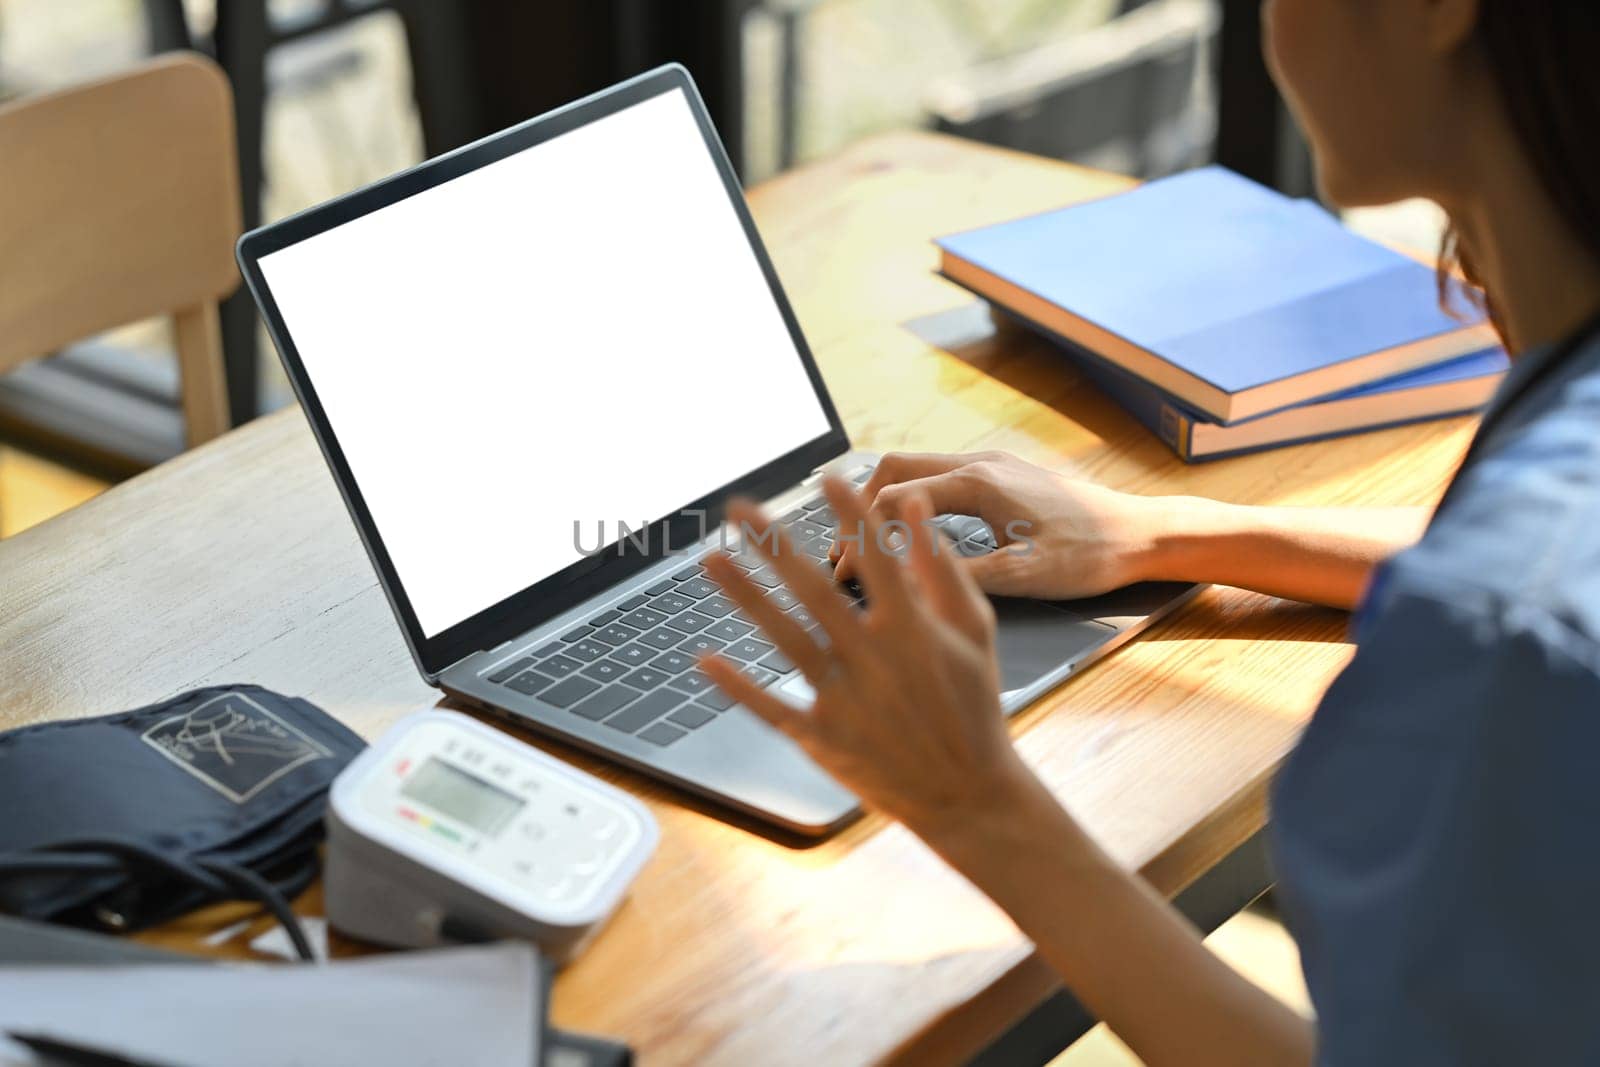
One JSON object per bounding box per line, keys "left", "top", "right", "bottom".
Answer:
{"left": 703, "top": 476, "right": 1316, "bottom": 1067}
{"left": 700, "top": 475, "right": 1035, "bottom": 834}
{"left": 831, "top": 451, "right": 1167, "bottom": 601}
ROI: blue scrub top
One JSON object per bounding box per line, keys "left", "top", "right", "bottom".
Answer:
{"left": 1270, "top": 314, "right": 1600, "bottom": 1065}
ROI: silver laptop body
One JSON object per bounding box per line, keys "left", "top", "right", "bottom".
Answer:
{"left": 237, "top": 65, "right": 1198, "bottom": 837}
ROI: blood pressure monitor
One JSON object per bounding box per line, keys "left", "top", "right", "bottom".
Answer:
{"left": 325, "top": 710, "right": 658, "bottom": 960}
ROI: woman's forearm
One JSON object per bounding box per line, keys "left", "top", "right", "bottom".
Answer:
{"left": 916, "top": 769, "right": 1315, "bottom": 1067}
{"left": 1140, "top": 499, "right": 1431, "bottom": 610}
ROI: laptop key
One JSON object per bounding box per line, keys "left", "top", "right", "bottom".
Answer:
{"left": 706, "top": 618, "right": 753, "bottom": 642}
{"left": 581, "top": 658, "right": 630, "bottom": 683}
{"left": 571, "top": 685, "right": 641, "bottom": 722}
{"left": 699, "top": 688, "right": 736, "bottom": 711}
{"left": 725, "top": 638, "right": 773, "bottom": 662}
{"left": 788, "top": 605, "right": 819, "bottom": 631}
{"left": 673, "top": 564, "right": 704, "bottom": 581}
{"left": 758, "top": 649, "right": 795, "bottom": 674}
{"left": 789, "top": 519, "right": 828, "bottom": 541}
{"left": 588, "top": 609, "right": 621, "bottom": 626}
{"left": 621, "top": 666, "right": 671, "bottom": 690}
{"left": 649, "top": 592, "right": 694, "bottom": 616}
{"left": 535, "top": 654, "right": 581, "bottom": 677}
{"left": 603, "top": 689, "right": 688, "bottom": 734}
{"left": 488, "top": 657, "right": 535, "bottom": 683}
{"left": 560, "top": 625, "right": 594, "bottom": 642}
{"left": 677, "top": 578, "right": 719, "bottom": 599}
{"left": 800, "top": 493, "right": 827, "bottom": 510}
{"left": 649, "top": 650, "right": 696, "bottom": 674}
{"left": 665, "top": 611, "right": 713, "bottom": 634}
{"left": 637, "top": 626, "right": 683, "bottom": 650}
{"left": 668, "top": 670, "right": 715, "bottom": 696}
{"left": 677, "top": 633, "right": 726, "bottom": 656}
{"left": 564, "top": 639, "right": 610, "bottom": 663}
{"left": 534, "top": 641, "right": 564, "bottom": 658}
{"left": 667, "top": 705, "right": 715, "bottom": 730}
{"left": 810, "top": 505, "right": 836, "bottom": 527}
{"left": 638, "top": 722, "right": 688, "bottom": 747}
{"left": 618, "top": 608, "right": 668, "bottom": 631}
{"left": 611, "top": 642, "right": 656, "bottom": 666}
{"left": 739, "top": 664, "right": 780, "bottom": 688}
{"left": 539, "top": 675, "right": 601, "bottom": 708}
{"left": 934, "top": 514, "right": 971, "bottom": 537}
{"left": 729, "top": 546, "right": 767, "bottom": 572}
{"left": 619, "top": 594, "right": 650, "bottom": 610}
{"left": 796, "top": 538, "right": 829, "bottom": 561}
{"left": 644, "top": 579, "right": 676, "bottom": 596}
{"left": 747, "top": 569, "right": 783, "bottom": 589}
{"left": 696, "top": 594, "right": 736, "bottom": 617}
{"left": 766, "top": 589, "right": 799, "bottom": 612}
{"left": 506, "top": 670, "right": 554, "bottom": 696}
{"left": 592, "top": 623, "right": 641, "bottom": 646}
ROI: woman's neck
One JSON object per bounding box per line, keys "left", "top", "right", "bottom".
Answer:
{"left": 1449, "top": 126, "right": 1600, "bottom": 355}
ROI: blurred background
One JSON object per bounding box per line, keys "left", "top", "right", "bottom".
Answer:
{"left": 0, "top": 0, "right": 1441, "bottom": 509}
{"left": 6, "top": 0, "right": 1427, "bottom": 513}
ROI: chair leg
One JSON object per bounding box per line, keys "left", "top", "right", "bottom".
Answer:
{"left": 173, "top": 303, "right": 232, "bottom": 447}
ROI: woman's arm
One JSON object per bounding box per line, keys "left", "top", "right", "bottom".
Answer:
{"left": 1146, "top": 497, "right": 1430, "bottom": 611}
{"left": 833, "top": 452, "right": 1428, "bottom": 611}
{"left": 922, "top": 769, "right": 1314, "bottom": 1067}
{"left": 704, "top": 478, "right": 1315, "bottom": 1067}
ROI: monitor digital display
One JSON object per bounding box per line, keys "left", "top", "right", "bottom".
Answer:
{"left": 400, "top": 757, "right": 524, "bottom": 837}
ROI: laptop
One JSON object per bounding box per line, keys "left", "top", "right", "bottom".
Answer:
{"left": 236, "top": 65, "right": 1198, "bottom": 836}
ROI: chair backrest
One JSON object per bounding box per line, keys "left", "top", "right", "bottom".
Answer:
{"left": 0, "top": 54, "right": 242, "bottom": 444}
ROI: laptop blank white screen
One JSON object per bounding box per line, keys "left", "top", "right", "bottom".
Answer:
{"left": 257, "top": 88, "right": 832, "bottom": 637}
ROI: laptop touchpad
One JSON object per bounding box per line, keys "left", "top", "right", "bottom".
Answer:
{"left": 992, "top": 597, "right": 1116, "bottom": 696}
{"left": 774, "top": 598, "right": 1115, "bottom": 707}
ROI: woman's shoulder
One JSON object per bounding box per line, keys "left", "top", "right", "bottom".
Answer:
{"left": 1394, "top": 332, "right": 1600, "bottom": 630}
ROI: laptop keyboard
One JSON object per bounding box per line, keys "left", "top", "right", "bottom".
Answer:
{"left": 486, "top": 470, "right": 998, "bottom": 748}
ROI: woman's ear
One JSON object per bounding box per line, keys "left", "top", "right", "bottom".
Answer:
{"left": 1424, "top": 0, "right": 1482, "bottom": 54}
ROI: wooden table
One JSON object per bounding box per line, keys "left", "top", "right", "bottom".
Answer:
{"left": 0, "top": 131, "right": 1476, "bottom": 1065}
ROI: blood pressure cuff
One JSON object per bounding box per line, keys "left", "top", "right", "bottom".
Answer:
{"left": 0, "top": 686, "right": 364, "bottom": 933}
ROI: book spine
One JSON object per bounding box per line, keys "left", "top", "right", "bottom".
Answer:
{"left": 1156, "top": 404, "right": 1193, "bottom": 461}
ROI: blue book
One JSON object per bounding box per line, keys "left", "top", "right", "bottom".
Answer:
{"left": 999, "top": 310, "right": 1507, "bottom": 461}
{"left": 936, "top": 167, "right": 1496, "bottom": 424}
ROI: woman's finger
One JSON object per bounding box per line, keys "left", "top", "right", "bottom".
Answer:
{"left": 703, "top": 553, "right": 832, "bottom": 683}
{"left": 824, "top": 475, "right": 917, "bottom": 621}
{"left": 901, "top": 488, "right": 993, "bottom": 642}
{"left": 958, "top": 542, "right": 1038, "bottom": 598}
{"left": 832, "top": 455, "right": 983, "bottom": 566}
{"left": 833, "top": 470, "right": 978, "bottom": 581}
{"left": 725, "top": 498, "right": 869, "bottom": 657}
{"left": 853, "top": 452, "right": 974, "bottom": 506}
{"left": 699, "top": 654, "right": 810, "bottom": 739}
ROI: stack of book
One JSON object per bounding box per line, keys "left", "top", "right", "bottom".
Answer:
{"left": 935, "top": 167, "right": 1506, "bottom": 461}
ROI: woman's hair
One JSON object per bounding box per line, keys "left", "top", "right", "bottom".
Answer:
{"left": 1440, "top": 2, "right": 1600, "bottom": 330}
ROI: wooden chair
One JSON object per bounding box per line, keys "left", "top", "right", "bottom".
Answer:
{"left": 0, "top": 53, "right": 242, "bottom": 448}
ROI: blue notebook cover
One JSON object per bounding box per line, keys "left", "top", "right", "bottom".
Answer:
{"left": 1001, "top": 310, "right": 1506, "bottom": 461}
{"left": 937, "top": 167, "right": 1493, "bottom": 423}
